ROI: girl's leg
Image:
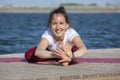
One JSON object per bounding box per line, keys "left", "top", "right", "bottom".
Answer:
{"left": 25, "top": 47, "right": 46, "bottom": 62}
{"left": 71, "top": 46, "right": 78, "bottom": 52}
{"left": 25, "top": 47, "right": 59, "bottom": 62}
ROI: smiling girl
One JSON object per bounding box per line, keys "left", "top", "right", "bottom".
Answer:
{"left": 25, "top": 6, "right": 88, "bottom": 66}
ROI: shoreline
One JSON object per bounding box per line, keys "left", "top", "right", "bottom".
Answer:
{"left": 0, "top": 6, "right": 120, "bottom": 13}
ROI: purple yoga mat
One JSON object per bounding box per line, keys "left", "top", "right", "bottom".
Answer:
{"left": 0, "top": 58, "right": 26, "bottom": 62}
{"left": 75, "top": 58, "right": 120, "bottom": 63}
{"left": 0, "top": 58, "right": 120, "bottom": 63}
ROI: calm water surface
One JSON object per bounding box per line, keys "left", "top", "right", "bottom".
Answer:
{"left": 0, "top": 13, "right": 120, "bottom": 54}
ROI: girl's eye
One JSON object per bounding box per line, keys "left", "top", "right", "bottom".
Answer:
{"left": 60, "top": 22, "right": 64, "bottom": 25}
{"left": 51, "top": 22, "right": 56, "bottom": 25}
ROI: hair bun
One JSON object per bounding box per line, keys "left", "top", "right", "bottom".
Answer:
{"left": 58, "top": 6, "right": 65, "bottom": 11}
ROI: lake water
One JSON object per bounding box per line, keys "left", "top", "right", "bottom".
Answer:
{"left": 0, "top": 13, "right": 120, "bottom": 54}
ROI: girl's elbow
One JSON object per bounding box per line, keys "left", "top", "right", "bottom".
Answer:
{"left": 84, "top": 47, "right": 88, "bottom": 54}
{"left": 85, "top": 48, "right": 88, "bottom": 54}
{"left": 34, "top": 50, "right": 39, "bottom": 57}
{"left": 82, "top": 46, "right": 88, "bottom": 55}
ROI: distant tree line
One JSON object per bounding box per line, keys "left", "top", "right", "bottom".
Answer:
{"left": 60, "top": 3, "right": 112, "bottom": 7}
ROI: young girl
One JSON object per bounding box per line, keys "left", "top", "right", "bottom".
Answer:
{"left": 25, "top": 6, "right": 88, "bottom": 66}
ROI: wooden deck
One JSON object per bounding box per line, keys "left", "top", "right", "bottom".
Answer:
{"left": 0, "top": 48, "right": 120, "bottom": 80}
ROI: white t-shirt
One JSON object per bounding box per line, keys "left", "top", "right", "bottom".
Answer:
{"left": 41, "top": 28, "right": 79, "bottom": 50}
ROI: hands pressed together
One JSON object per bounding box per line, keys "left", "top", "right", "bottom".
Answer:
{"left": 53, "top": 43, "right": 73, "bottom": 66}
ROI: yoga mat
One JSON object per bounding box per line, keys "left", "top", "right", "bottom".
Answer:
{"left": 0, "top": 58, "right": 120, "bottom": 63}
{"left": 75, "top": 58, "right": 120, "bottom": 63}
{"left": 0, "top": 58, "right": 26, "bottom": 62}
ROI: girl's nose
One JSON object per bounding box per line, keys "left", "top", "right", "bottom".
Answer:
{"left": 56, "top": 24, "right": 60, "bottom": 29}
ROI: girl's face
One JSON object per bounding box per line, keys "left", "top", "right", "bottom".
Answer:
{"left": 49, "top": 13, "right": 69, "bottom": 38}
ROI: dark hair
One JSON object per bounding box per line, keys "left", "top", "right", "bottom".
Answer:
{"left": 48, "top": 6, "right": 70, "bottom": 26}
